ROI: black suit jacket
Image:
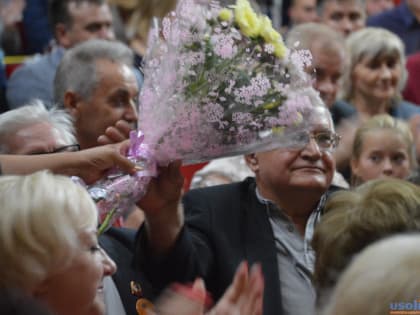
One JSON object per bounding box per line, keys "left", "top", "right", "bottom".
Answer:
{"left": 135, "top": 178, "right": 339, "bottom": 315}
{"left": 100, "top": 227, "right": 157, "bottom": 315}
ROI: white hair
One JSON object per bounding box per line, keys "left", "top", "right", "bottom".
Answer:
{"left": 0, "top": 100, "right": 76, "bottom": 153}
{"left": 0, "top": 171, "right": 98, "bottom": 292}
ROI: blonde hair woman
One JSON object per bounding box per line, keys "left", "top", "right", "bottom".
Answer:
{"left": 0, "top": 171, "right": 116, "bottom": 315}
{"left": 350, "top": 114, "right": 416, "bottom": 185}
{"left": 323, "top": 234, "right": 420, "bottom": 315}
{"left": 0, "top": 171, "right": 265, "bottom": 315}
{"left": 312, "top": 178, "right": 420, "bottom": 310}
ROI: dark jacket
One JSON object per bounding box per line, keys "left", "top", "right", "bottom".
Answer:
{"left": 135, "top": 178, "right": 340, "bottom": 315}
{"left": 100, "top": 227, "right": 156, "bottom": 315}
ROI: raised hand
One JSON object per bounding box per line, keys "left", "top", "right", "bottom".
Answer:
{"left": 208, "top": 262, "right": 264, "bottom": 315}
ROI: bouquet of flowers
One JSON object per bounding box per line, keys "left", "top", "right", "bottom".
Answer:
{"left": 138, "top": 0, "right": 316, "bottom": 164}
{"left": 87, "top": 0, "right": 321, "bottom": 232}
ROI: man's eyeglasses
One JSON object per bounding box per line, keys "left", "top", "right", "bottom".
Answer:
{"left": 29, "top": 144, "right": 80, "bottom": 155}
{"left": 289, "top": 131, "right": 341, "bottom": 151}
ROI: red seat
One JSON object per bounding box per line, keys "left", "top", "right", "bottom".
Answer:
{"left": 4, "top": 55, "right": 29, "bottom": 78}
{"left": 181, "top": 162, "right": 208, "bottom": 192}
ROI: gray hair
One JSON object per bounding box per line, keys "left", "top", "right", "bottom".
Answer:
{"left": 286, "top": 22, "right": 346, "bottom": 57}
{"left": 54, "top": 39, "right": 134, "bottom": 106}
{"left": 0, "top": 100, "right": 76, "bottom": 153}
{"left": 0, "top": 171, "right": 98, "bottom": 291}
{"left": 339, "top": 27, "right": 407, "bottom": 101}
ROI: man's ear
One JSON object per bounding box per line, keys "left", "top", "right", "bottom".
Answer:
{"left": 55, "top": 23, "right": 71, "bottom": 48}
{"left": 245, "top": 153, "right": 259, "bottom": 172}
{"left": 63, "top": 91, "right": 81, "bottom": 118}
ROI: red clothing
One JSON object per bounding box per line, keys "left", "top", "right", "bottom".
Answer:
{"left": 181, "top": 162, "right": 208, "bottom": 191}
{"left": 403, "top": 52, "right": 420, "bottom": 105}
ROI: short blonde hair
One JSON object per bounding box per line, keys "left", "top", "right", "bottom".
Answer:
{"left": 323, "top": 234, "right": 420, "bottom": 315}
{"left": 339, "top": 27, "right": 407, "bottom": 101}
{"left": 0, "top": 171, "right": 98, "bottom": 291}
{"left": 313, "top": 178, "right": 420, "bottom": 309}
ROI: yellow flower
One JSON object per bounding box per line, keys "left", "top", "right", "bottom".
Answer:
{"left": 234, "top": 0, "right": 261, "bottom": 38}
{"left": 263, "top": 100, "right": 280, "bottom": 110}
{"left": 219, "top": 8, "right": 233, "bottom": 22}
{"left": 273, "top": 41, "right": 287, "bottom": 59}
{"left": 294, "top": 112, "right": 303, "bottom": 126}
{"left": 259, "top": 16, "right": 281, "bottom": 44}
{"left": 272, "top": 126, "right": 285, "bottom": 135}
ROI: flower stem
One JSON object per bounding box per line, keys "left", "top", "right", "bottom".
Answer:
{"left": 98, "top": 207, "right": 118, "bottom": 236}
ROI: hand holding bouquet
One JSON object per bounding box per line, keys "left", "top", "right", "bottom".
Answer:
{"left": 87, "top": 0, "right": 322, "bottom": 231}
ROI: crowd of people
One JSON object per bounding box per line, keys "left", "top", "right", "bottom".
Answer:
{"left": 1, "top": 0, "right": 420, "bottom": 315}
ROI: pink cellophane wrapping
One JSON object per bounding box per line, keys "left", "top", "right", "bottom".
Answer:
{"left": 81, "top": 131, "right": 158, "bottom": 229}
{"left": 85, "top": 0, "right": 324, "bottom": 230}
{"left": 137, "top": 0, "right": 320, "bottom": 165}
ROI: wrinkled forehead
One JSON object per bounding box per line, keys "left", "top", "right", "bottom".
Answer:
{"left": 307, "top": 106, "right": 334, "bottom": 132}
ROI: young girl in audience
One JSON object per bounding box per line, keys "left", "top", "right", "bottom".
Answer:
{"left": 350, "top": 114, "right": 416, "bottom": 186}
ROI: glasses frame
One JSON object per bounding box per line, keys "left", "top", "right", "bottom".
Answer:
{"left": 291, "top": 131, "right": 341, "bottom": 152}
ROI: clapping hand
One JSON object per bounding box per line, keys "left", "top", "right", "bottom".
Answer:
{"left": 148, "top": 261, "right": 264, "bottom": 315}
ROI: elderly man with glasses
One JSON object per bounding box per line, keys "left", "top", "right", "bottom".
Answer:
{"left": 0, "top": 100, "right": 78, "bottom": 155}
{"left": 135, "top": 104, "right": 342, "bottom": 315}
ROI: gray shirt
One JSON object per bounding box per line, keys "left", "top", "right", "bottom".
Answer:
{"left": 256, "top": 188, "right": 325, "bottom": 315}
{"left": 103, "top": 276, "right": 127, "bottom": 315}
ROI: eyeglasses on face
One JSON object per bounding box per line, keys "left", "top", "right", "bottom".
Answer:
{"left": 29, "top": 144, "right": 81, "bottom": 155}
{"left": 288, "top": 131, "right": 341, "bottom": 151}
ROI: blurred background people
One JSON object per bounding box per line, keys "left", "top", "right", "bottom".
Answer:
{"left": 312, "top": 178, "right": 420, "bottom": 309}
{"left": 0, "top": 0, "right": 26, "bottom": 55}
{"left": 333, "top": 27, "right": 420, "bottom": 178}
{"left": 106, "top": 0, "right": 169, "bottom": 61}
{"left": 367, "top": 0, "right": 420, "bottom": 56}
{"left": 318, "top": 0, "right": 366, "bottom": 36}
{"left": 6, "top": 0, "right": 115, "bottom": 109}
{"left": 281, "top": 0, "right": 318, "bottom": 33}
{"left": 288, "top": 0, "right": 319, "bottom": 26}
{"left": 323, "top": 234, "right": 420, "bottom": 315}
{"left": 54, "top": 39, "right": 137, "bottom": 150}
{"left": 0, "top": 171, "right": 117, "bottom": 315}
{"left": 365, "top": 0, "right": 394, "bottom": 17}
{"left": 286, "top": 23, "right": 350, "bottom": 126}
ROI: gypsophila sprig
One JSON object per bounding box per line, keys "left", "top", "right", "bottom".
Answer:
{"left": 78, "top": 0, "right": 322, "bottom": 235}
{"left": 138, "top": 0, "right": 317, "bottom": 164}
